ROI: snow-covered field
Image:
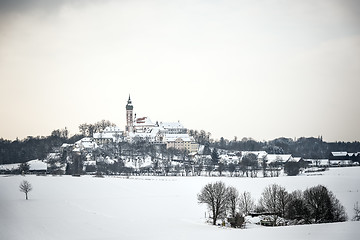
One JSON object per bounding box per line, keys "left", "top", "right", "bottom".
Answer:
{"left": 1, "top": 167, "right": 360, "bottom": 240}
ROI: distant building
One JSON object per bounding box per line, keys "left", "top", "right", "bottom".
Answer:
{"left": 93, "top": 126, "right": 124, "bottom": 144}
{"left": 123, "top": 96, "right": 199, "bottom": 152}
{"left": 125, "top": 95, "right": 134, "bottom": 133}
{"left": 74, "top": 137, "right": 98, "bottom": 152}
{"left": 28, "top": 159, "right": 47, "bottom": 174}
{"left": 264, "top": 154, "right": 293, "bottom": 165}
{"left": 329, "top": 152, "right": 357, "bottom": 166}
{"left": 165, "top": 134, "right": 199, "bottom": 153}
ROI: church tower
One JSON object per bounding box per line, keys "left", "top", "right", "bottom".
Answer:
{"left": 125, "top": 95, "right": 134, "bottom": 133}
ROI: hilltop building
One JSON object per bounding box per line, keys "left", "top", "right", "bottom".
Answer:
{"left": 93, "top": 126, "right": 123, "bottom": 144}
{"left": 91, "top": 95, "right": 198, "bottom": 153}
{"left": 124, "top": 96, "right": 199, "bottom": 153}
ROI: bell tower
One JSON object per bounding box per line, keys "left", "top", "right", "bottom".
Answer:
{"left": 125, "top": 95, "right": 134, "bottom": 133}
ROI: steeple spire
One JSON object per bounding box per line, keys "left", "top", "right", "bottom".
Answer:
{"left": 126, "top": 95, "right": 133, "bottom": 110}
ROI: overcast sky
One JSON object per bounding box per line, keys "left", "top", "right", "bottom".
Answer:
{"left": 0, "top": 0, "right": 359, "bottom": 142}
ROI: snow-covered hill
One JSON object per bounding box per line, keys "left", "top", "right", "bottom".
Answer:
{"left": 1, "top": 167, "right": 359, "bottom": 240}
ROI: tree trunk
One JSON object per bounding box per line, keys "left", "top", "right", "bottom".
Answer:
{"left": 25, "top": 192, "right": 28, "bottom": 200}
{"left": 212, "top": 209, "right": 217, "bottom": 225}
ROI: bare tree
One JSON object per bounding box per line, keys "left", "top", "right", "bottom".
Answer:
{"left": 228, "top": 163, "right": 236, "bottom": 177}
{"left": 261, "top": 159, "right": 268, "bottom": 177}
{"left": 353, "top": 202, "right": 360, "bottom": 221}
{"left": 277, "top": 186, "right": 290, "bottom": 217}
{"left": 285, "top": 190, "right": 309, "bottom": 221}
{"left": 227, "top": 186, "right": 239, "bottom": 218}
{"left": 259, "top": 183, "right": 289, "bottom": 225}
{"left": 239, "top": 191, "right": 255, "bottom": 215}
{"left": 240, "top": 153, "right": 258, "bottom": 177}
{"left": 198, "top": 181, "right": 228, "bottom": 225}
{"left": 304, "top": 185, "right": 347, "bottom": 223}
{"left": 19, "top": 180, "right": 33, "bottom": 200}
{"left": 217, "top": 162, "right": 225, "bottom": 176}
{"left": 206, "top": 164, "right": 213, "bottom": 176}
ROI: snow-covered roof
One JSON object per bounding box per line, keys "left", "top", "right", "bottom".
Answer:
{"left": 129, "top": 130, "right": 159, "bottom": 139}
{"left": 164, "top": 134, "right": 194, "bottom": 142}
{"left": 94, "top": 131, "right": 123, "bottom": 142}
{"left": 75, "top": 138, "right": 98, "bottom": 149}
{"left": 159, "top": 121, "right": 184, "bottom": 129}
{"left": 28, "top": 159, "right": 47, "bottom": 171}
{"left": 0, "top": 163, "right": 20, "bottom": 171}
{"left": 265, "top": 154, "right": 292, "bottom": 163}
{"left": 134, "top": 117, "right": 156, "bottom": 127}
{"left": 93, "top": 126, "right": 123, "bottom": 140}
{"left": 219, "top": 154, "right": 240, "bottom": 163}
{"left": 329, "top": 160, "right": 353, "bottom": 165}
{"left": 288, "top": 157, "right": 302, "bottom": 162}
{"left": 166, "top": 137, "right": 192, "bottom": 142}
{"left": 331, "top": 152, "right": 348, "bottom": 157}
{"left": 61, "top": 143, "right": 73, "bottom": 148}
{"left": 306, "top": 159, "right": 329, "bottom": 166}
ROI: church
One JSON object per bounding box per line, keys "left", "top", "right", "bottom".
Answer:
{"left": 94, "top": 96, "right": 199, "bottom": 153}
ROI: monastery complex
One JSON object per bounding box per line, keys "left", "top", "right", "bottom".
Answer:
{"left": 93, "top": 96, "right": 199, "bottom": 153}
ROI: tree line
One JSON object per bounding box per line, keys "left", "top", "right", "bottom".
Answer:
{"left": 206, "top": 135, "right": 360, "bottom": 159}
{"left": 198, "top": 181, "right": 347, "bottom": 228}
{"left": 0, "top": 129, "right": 83, "bottom": 165}
{"left": 0, "top": 120, "right": 116, "bottom": 165}
{"left": 1, "top": 122, "right": 360, "bottom": 166}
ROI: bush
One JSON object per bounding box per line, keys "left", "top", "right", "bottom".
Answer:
{"left": 284, "top": 162, "right": 300, "bottom": 176}
{"left": 228, "top": 213, "right": 244, "bottom": 228}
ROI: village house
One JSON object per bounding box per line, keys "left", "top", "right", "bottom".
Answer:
{"left": 329, "top": 152, "right": 358, "bottom": 166}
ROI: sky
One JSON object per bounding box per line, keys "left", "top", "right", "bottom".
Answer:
{"left": 0, "top": 0, "right": 359, "bottom": 142}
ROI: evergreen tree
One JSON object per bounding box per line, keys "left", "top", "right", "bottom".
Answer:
{"left": 284, "top": 161, "right": 301, "bottom": 176}
{"left": 211, "top": 148, "right": 220, "bottom": 165}
{"left": 19, "top": 162, "right": 30, "bottom": 174}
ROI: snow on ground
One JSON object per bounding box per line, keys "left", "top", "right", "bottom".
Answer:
{"left": 1, "top": 167, "right": 360, "bottom": 240}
